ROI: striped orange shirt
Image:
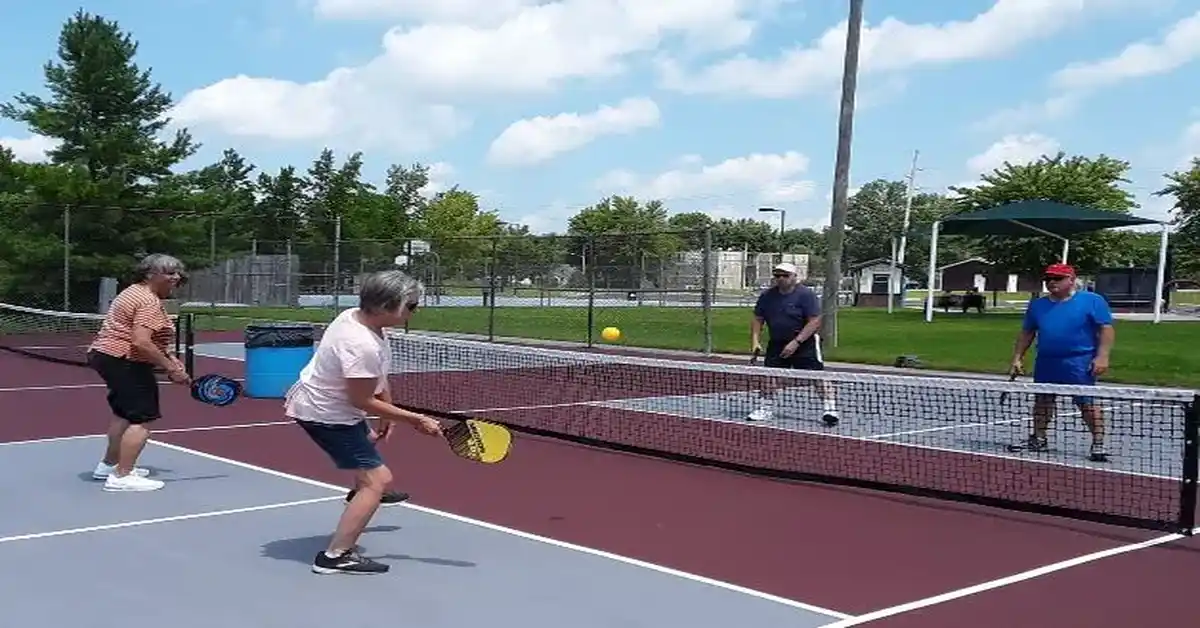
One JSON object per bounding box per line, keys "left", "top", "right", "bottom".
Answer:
{"left": 90, "top": 283, "right": 175, "bottom": 363}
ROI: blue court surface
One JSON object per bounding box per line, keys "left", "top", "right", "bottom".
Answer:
{"left": 0, "top": 436, "right": 849, "bottom": 627}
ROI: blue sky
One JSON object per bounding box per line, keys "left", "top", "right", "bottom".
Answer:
{"left": 2, "top": 0, "right": 1198, "bottom": 235}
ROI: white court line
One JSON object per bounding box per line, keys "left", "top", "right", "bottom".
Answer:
{"left": 0, "top": 396, "right": 1178, "bottom": 481}
{"left": 0, "top": 496, "right": 342, "bottom": 544}
{"left": 820, "top": 530, "right": 1189, "bottom": 626}
{"left": 147, "top": 438, "right": 854, "bottom": 620}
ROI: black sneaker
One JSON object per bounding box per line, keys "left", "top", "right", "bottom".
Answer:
{"left": 345, "top": 489, "right": 410, "bottom": 506}
{"left": 1006, "top": 434, "right": 1049, "bottom": 453}
{"left": 311, "top": 548, "right": 389, "bottom": 575}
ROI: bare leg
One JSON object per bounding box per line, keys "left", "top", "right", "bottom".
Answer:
{"left": 328, "top": 464, "right": 392, "bottom": 554}
{"left": 115, "top": 424, "right": 151, "bottom": 476}
{"left": 103, "top": 417, "right": 129, "bottom": 465}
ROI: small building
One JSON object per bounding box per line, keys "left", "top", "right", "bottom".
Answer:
{"left": 936, "top": 257, "right": 1040, "bottom": 293}
{"left": 847, "top": 257, "right": 911, "bottom": 308}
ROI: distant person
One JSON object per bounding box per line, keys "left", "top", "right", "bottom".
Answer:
{"left": 1007, "top": 263, "right": 1114, "bottom": 462}
{"left": 748, "top": 262, "right": 839, "bottom": 427}
{"left": 285, "top": 270, "right": 443, "bottom": 575}
{"left": 87, "top": 253, "right": 191, "bottom": 492}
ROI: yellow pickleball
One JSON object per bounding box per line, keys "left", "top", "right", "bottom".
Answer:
{"left": 601, "top": 326, "right": 621, "bottom": 341}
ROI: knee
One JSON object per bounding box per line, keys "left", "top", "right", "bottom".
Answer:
{"left": 359, "top": 465, "right": 392, "bottom": 491}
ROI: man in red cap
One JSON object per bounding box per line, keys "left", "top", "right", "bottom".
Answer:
{"left": 1007, "top": 262, "right": 1115, "bottom": 462}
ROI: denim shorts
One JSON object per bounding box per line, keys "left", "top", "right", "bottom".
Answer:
{"left": 295, "top": 419, "right": 383, "bottom": 470}
{"left": 1034, "top": 353, "right": 1097, "bottom": 406}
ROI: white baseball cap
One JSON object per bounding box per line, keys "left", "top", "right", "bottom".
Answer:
{"left": 773, "top": 262, "right": 798, "bottom": 275}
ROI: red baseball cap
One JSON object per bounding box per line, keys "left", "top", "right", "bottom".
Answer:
{"left": 1044, "top": 263, "right": 1075, "bottom": 277}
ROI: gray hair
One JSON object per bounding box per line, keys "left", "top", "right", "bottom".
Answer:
{"left": 136, "top": 253, "right": 185, "bottom": 280}
{"left": 358, "top": 270, "right": 423, "bottom": 314}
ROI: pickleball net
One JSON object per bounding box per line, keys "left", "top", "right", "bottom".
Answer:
{"left": 378, "top": 330, "right": 1200, "bottom": 535}
{"left": 0, "top": 302, "right": 184, "bottom": 367}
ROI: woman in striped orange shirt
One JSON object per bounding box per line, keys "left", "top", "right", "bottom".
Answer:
{"left": 87, "top": 254, "right": 192, "bottom": 492}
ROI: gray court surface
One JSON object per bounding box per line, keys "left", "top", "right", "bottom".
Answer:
{"left": 0, "top": 436, "right": 848, "bottom": 628}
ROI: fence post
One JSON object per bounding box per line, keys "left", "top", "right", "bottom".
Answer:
{"left": 285, "top": 239, "right": 293, "bottom": 307}
{"left": 208, "top": 212, "right": 217, "bottom": 322}
{"left": 332, "top": 215, "right": 342, "bottom": 319}
{"left": 586, "top": 236, "right": 596, "bottom": 347}
{"left": 62, "top": 205, "right": 71, "bottom": 311}
{"left": 487, "top": 235, "right": 498, "bottom": 342}
{"left": 702, "top": 227, "right": 713, "bottom": 354}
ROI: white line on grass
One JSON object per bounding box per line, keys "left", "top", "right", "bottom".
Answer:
{"left": 149, "top": 438, "right": 854, "bottom": 620}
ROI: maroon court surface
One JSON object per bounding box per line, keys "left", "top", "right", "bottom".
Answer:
{"left": 1, "top": 348, "right": 1197, "bottom": 625}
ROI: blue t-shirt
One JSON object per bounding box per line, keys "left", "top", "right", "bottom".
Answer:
{"left": 754, "top": 286, "right": 821, "bottom": 347}
{"left": 1022, "top": 291, "right": 1113, "bottom": 359}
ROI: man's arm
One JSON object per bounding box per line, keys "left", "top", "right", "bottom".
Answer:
{"left": 751, "top": 294, "right": 767, "bottom": 347}
{"left": 1011, "top": 303, "right": 1038, "bottom": 367}
{"left": 793, "top": 291, "right": 822, "bottom": 344}
{"left": 1091, "top": 295, "right": 1116, "bottom": 363}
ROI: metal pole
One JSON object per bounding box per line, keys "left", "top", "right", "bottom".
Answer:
{"left": 209, "top": 215, "right": 217, "bottom": 320}
{"left": 62, "top": 206, "right": 71, "bottom": 311}
{"left": 285, "top": 239, "right": 293, "bottom": 307}
{"left": 586, "top": 237, "right": 596, "bottom": 347}
{"left": 1153, "top": 224, "right": 1169, "bottom": 324}
{"left": 887, "top": 236, "right": 897, "bottom": 314}
{"left": 488, "top": 236, "right": 498, "bottom": 341}
{"left": 702, "top": 227, "right": 713, "bottom": 354}
{"left": 897, "top": 149, "right": 919, "bottom": 270}
{"left": 819, "top": 0, "right": 864, "bottom": 348}
{"left": 778, "top": 210, "right": 786, "bottom": 265}
{"left": 332, "top": 215, "right": 342, "bottom": 318}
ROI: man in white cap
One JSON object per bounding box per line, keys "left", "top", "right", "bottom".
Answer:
{"left": 748, "top": 262, "right": 839, "bottom": 426}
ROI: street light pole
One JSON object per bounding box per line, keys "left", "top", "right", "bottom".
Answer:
{"left": 758, "top": 207, "right": 786, "bottom": 265}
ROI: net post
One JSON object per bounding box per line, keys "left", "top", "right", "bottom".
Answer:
{"left": 1179, "top": 395, "right": 1199, "bottom": 535}
{"left": 182, "top": 312, "right": 196, "bottom": 378}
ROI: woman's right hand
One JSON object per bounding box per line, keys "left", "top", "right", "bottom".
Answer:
{"left": 167, "top": 367, "right": 191, "bottom": 385}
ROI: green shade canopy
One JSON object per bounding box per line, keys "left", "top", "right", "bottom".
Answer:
{"left": 939, "top": 200, "right": 1161, "bottom": 237}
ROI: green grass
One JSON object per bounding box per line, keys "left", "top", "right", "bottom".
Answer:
{"left": 184, "top": 305, "right": 1200, "bottom": 389}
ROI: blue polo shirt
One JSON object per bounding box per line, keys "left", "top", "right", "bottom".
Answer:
{"left": 754, "top": 286, "right": 821, "bottom": 347}
{"left": 1022, "top": 291, "right": 1113, "bottom": 360}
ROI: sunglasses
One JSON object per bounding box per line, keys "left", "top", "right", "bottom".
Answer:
{"left": 1043, "top": 275, "right": 1069, "bottom": 282}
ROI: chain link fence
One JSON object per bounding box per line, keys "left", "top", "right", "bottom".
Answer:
{"left": 1, "top": 206, "right": 829, "bottom": 353}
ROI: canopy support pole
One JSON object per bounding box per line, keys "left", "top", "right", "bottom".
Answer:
{"left": 1154, "top": 224, "right": 1169, "bottom": 324}
{"left": 924, "top": 221, "right": 941, "bottom": 322}
{"left": 1008, "top": 219, "right": 1070, "bottom": 263}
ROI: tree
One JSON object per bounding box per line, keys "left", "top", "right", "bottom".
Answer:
{"left": 0, "top": 10, "right": 200, "bottom": 309}
{"left": 842, "top": 179, "right": 971, "bottom": 280}
{"left": 949, "top": 152, "right": 1139, "bottom": 277}
{"left": 1155, "top": 158, "right": 1200, "bottom": 279}
{"left": 567, "top": 196, "right": 683, "bottom": 289}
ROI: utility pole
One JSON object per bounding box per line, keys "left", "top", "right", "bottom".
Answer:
{"left": 819, "top": 0, "right": 865, "bottom": 348}
{"left": 888, "top": 149, "right": 919, "bottom": 313}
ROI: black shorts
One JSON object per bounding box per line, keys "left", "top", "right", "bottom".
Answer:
{"left": 763, "top": 342, "right": 824, "bottom": 370}
{"left": 88, "top": 350, "right": 161, "bottom": 424}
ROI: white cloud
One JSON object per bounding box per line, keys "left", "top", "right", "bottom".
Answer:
{"left": 1051, "top": 10, "right": 1200, "bottom": 91}
{"left": 965, "top": 133, "right": 1060, "bottom": 176}
{"left": 422, "top": 161, "right": 457, "bottom": 194}
{"left": 0, "top": 135, "right": 59, "bottom": 162}
{"left": 312, "top": 0, "right": 539, "bottom": 25}
{"left": 981, "top": 10, "right": 1200, "bottom": 131}
{"left": 595, "top": 151, "right": 816, "bottom": 203}
{"left": 173, "top": 0, "right": 766, "bottom": 149}
{"left": 486, "top": 97, "right": 660, "bottom": 167}
{"left": 658, "top": 0, "right": 1136, "bottom": 97}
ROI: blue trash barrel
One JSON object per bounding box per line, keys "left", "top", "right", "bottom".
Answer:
{"left": 243, "top": 323, "right": 316, "bottom": 399}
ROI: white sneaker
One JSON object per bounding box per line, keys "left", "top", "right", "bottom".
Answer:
{"left": 103, "top": 473, "right": 165, "bottom": 492}
{"left": 92, "top": 462, "right": 150, "bottom": 480}
{"left": 747, "top": 406, "right": 774, "bottom": 421}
